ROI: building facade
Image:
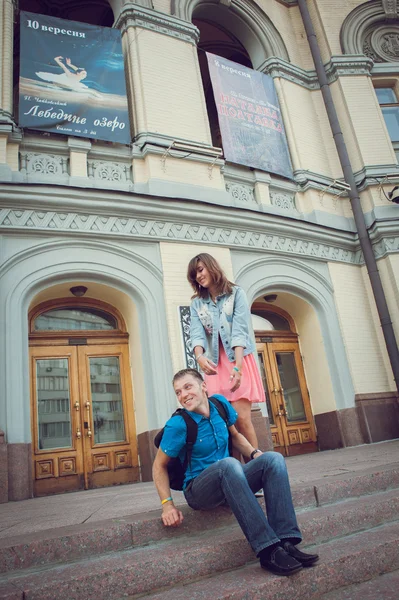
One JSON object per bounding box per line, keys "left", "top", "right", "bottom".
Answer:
{"left": 0, "top": 0, "right": 398, "bottom": 502}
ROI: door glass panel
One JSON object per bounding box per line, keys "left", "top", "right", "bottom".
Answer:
{"left": 276, "top": 353, "right": 306, "bottom": 422}
{"left": 36, "top": 359, "right": 72, "bottom": 450}
{"left": 257, "top": 353, "right": 274, "bottom": 425}
{"left": 89, "top": 357, "right": 126, "bottom": 444}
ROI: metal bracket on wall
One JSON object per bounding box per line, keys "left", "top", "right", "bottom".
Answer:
{"left": 161, "top": 140, "right": 223, "bottom": 177}
{"left": 319, "top": 179, "right": 351, "bottom": 205}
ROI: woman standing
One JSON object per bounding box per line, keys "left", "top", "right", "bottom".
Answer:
{"left": 187, "top": 253, "right": 265, "bottom": 452}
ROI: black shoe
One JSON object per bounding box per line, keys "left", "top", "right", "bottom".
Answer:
{"left": 260, "top": 546, "right": 303, "bottom": 576}
{"left": 282, "top": 541, "right": 319, "bottom": 567}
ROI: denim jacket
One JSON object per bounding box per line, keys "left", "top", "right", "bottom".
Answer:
{"left": 189, "top": 286, "right": 256, "bottom": 364}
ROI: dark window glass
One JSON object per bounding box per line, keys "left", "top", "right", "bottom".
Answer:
{"left": 34, "top": 308, "right": 117, "bottom": 331}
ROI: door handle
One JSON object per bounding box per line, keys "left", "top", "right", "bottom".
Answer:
{"left": 76, "top": 426, "right": 82, "bottom": 439}
{"left": 85, "top": 402, "right": 92, "bottom": 437}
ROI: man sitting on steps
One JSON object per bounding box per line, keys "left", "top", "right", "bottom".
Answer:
{"left": 152, "top": 368, "right": 319, "bottom": 576}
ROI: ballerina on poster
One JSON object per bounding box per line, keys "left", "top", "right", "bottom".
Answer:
{"left": 36, "top": 56, "right": 90, "bottom": 91}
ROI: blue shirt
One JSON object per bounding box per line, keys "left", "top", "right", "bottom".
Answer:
{"left": 160, "top": 395, "right": 238, "bottom": 490}
{"left": 189, "top": 286, "right": 256, "bottom": 365}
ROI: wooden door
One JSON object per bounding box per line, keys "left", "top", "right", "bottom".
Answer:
{"left": 30, "top": 344, "right": 139, "bottom": 496}
{"left": 257, "top": 341, "right": 317, "bottom": 456}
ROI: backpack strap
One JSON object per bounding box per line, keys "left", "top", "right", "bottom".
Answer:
{"left": 209, "top": 395, "right": 233, "bottom": 455}
{"left": 209, "top": 395, "right": 229, "bottom": 423}
{"left": 173, "top": 409, "right": 198, "bottom": 475}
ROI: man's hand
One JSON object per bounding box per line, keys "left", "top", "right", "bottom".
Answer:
{"left": 162, "top": 503, "right": 184, "bottom": 527}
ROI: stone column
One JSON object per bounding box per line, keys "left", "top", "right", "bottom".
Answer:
{"left": 0, "top": 0, "right": 19, "bottom": 181}
{"left": 0, "top": 0, "right": 15, "bottom": 124}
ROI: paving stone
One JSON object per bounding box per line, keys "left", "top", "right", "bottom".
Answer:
{"left": 140, "top": 522, "right": 399, "bottom": 600}
{"left": 320, "top": 569, "right": 399, "bottom": 600}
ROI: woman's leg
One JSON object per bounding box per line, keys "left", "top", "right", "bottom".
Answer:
{"left": 233, "top": 399, "right": 258, "bottom": 461}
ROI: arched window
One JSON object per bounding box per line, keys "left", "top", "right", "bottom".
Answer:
{"left": 251, "top": 311, "right": 291, "bottom": 332}
{"left": 29, "top": 298, "right": 126, "bottom": 334}
{"left": 194, "top": 18, "right": 253, "bottom": 148}
{"left": 33, "top": 307, "right": 117, "bottom": 331}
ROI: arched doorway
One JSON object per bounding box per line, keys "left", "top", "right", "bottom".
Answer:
{"left": 252, "top": 304, "right": 317, "bottom": 457}
{"left": 29, "top": 297, "right": 139, "bottom": 496}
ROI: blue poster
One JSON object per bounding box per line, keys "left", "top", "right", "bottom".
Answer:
{"left": 207, "top": 53, "right": 293, "bottom": 179}
{"left": 19, "top": 12, "right": 130, "bottom": 144}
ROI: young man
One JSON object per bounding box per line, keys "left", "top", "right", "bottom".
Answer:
{"left": 152, "top": 368, "right": 319, "bottom": 576}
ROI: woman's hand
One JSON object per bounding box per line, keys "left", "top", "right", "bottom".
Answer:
{"left": 229, "top": 368, "right": 242, "bottom": 392}
{"left": 197, "top": 355, "right": 217, "bottom": 376}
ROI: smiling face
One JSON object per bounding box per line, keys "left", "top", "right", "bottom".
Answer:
{"left": 195, "top": 261, "right": 214, "bottom": 290}
{"left": 173, "top": 372, "right": 208, "bottom": 414}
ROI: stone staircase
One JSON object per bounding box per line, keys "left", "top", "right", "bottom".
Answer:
{"left": 1, "top": 463, "right": 399, "bottom": 600}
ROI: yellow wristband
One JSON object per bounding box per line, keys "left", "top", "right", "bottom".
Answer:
{"left": 161, "top": 497, "right": 173, "bottom": 505}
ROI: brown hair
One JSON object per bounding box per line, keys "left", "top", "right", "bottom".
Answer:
{"left": 187, "top": 253, "right": 234, "bottom": 299}
{"left": 172, "top": 368, "right": 204, "bottom": 386}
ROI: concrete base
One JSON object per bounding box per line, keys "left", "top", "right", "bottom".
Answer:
{"left": 7, "top": 443, "right": 33, "bottom": 501}
{"left": 0, "top": 431, "right": 8, "bottom": 504}
{"left": 137, "top": 430, "right": 159, "bottom": 483}
{"left": 251, "top": 407, "right": 274, "bottom": 451}
{"left": 356, "top": 392, "right": 399, "bottom": 443}
{"left": 315, "top": 393, "right": 399, "bottom": 451}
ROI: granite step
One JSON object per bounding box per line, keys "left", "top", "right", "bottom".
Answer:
{"left": 1, "top": 463, "right": 398, "bottom": 575}
{"left": 135, "top": 522, "right": 399, "bottom": 600}
{"left": 0, "top": 488, "right": 398, "bottom": 600}
{"left": 320, "top": 568, "right": 399, "bottom": 600}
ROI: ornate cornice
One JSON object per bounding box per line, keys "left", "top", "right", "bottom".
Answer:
{"left": 114, "top": 4, "right": 200, "bottom": 45}
{"left": 324, "top": 55, "right": 374, "bottom": 80}
{"left": 260, "top": 55, "right": 374, "bottom": 90}
{"left": 260, "top": 57, "right": 319, "bottom": 90}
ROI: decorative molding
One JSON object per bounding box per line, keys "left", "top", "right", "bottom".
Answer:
{"left": 0, "top": 207, "right": 362, "bottom": 264}
{"left": 226, "top": 182, "right": 256, "bottom": 204}
{"left": 114, "top": 4, "right": 200, "bottom": 45}
{"left": 270, "top": 191, "right": 297, "bottom": 212}
{"left": 20, "top": 152, "right": 69, "bottom": 177}
{"left": 179, "top": 306, "right": 197, "bottom": 370}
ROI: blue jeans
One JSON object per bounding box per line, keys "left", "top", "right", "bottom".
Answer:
{"left": 184, "top": 453, "right": 302, "bottom": 556}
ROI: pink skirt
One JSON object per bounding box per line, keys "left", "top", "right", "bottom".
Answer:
{"left": 205, "top": 344, "right": 265, "bottom": 403}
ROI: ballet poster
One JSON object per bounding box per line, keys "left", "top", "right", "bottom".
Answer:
{"left": 19, "top": 12, "right": 130, "bottom": 144}
{"left": 207, "top": 53, "right": 293, "bottom": 179}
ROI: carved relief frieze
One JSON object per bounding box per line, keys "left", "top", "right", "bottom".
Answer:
{"left": 270, "top": 192, "right": 297, "bottom": 211}
{"left": 382, "top": 0, "right": 399, "bottom": 19}
{"left": 0, "top": 207, "right": 364, "bottom": 265}
{"left": 20, "top": 152, "right": 69, "bottom": 176}
{"left": 88, "top": 160, "right": 132, "bottom": 185}
{"left": 226, "top": 182, "right": 256, "bottom": 204}
{"left": 363, "top": 25, "right": 399, "bottom": 63}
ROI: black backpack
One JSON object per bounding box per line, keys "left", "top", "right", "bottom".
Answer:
{"left": 154, "top": 395, "right": 232, "bottom": 491}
